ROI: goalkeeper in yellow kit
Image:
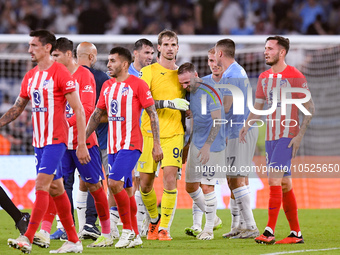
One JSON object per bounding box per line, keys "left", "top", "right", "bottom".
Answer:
{"left": 137, "top": 29, "right": 189, "bottom": 241}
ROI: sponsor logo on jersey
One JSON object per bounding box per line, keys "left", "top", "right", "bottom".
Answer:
{"left": 160, "top": 72, "right": 166, "bottom": 75}
{"left": 33, "top": 90, "right": 41, "bottom": 106}
{"left": 146, "top": 90, "right": 152, "bottom": 100}
{"left": 65, "top": 80, "right": 75, "bottom": 90}
{"left": 108, "top": 116, "right": 125, "bottom": 121}
{"left": 82, "top": 85, "right": 93, "bottom": 93}
{"left": 110, "top": 99, "right": 118, "bottom": 115}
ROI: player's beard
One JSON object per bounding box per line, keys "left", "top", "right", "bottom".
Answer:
{"left": 266, "top": 53, "right": 279, "bottom": 66}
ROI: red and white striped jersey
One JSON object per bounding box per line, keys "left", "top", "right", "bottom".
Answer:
{"left": 66, "top": 66, "right": 98, "bottom": 150}
{"left": 97, "top": 75, "right": 154, "bottom": 154}
{"left": 19, "top": 62, "right": 76, "bottom": 148}
{"left": 255, "top": 65, "right": 309, "bottom": 141}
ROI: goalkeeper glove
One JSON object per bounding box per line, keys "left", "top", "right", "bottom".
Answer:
{"left": 163, "top": 98, "right": 189, "bottom": 111}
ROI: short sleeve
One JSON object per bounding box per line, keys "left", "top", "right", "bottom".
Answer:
{"left": 255, "top": 74, "right": 266, "bottom": 103}
{"left": 96, "top": 80, "right": 109, "bottom": 110}
{"left": 19, "top": 73, "right": 30, "bottom": 99}
{"left": 137, "top": 79, "right": 154, "bottom": 109}
{"left": 57, "top": 64, "right": 76, "bottom": 95}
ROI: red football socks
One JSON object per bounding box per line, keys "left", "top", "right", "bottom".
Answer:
{"left": 130, "top": 195, "right": 139, "bottom": 236}
{"left": 53, "top": 191, "right": 78, "bottom": 243}
{"left": 25, "top": 190, "right": 49, "bottom": 243}
{"left": 90, "top": 187, "right": 110, "bottom": 234}
{"left": 41, "top": 194, "right": 56, "bottom": 234}
{"left": 283, "top": 189, "right": 301, "bottom": 234}
{"left": 266, "top": 186, "right": 282, "bottom": 234}
{"left": 113, "top": 189, "right": 132, "bottom": 230}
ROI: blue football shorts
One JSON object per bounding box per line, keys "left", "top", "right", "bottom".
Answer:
{"left": 265, "top": 137, "right": 293, "bottom": 177}
{"left": 34, "top": 143, "right": 66, "bottom": 180}
{"left": 108, "top": 149, "right": 141, "bottom": 188}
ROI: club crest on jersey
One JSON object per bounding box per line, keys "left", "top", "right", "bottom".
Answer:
{"left": 280, "top": 79, "right": 287, "bottom": 87}
{"left": 121, "top": 87, "right": 129, "bottom": 96}
{"left": 33, "top": 90, "right": 41, "bottom": 106}
{"left": 43, "top": 80, "right": 50, "bottom": 90}
{"left": 110, "top": 99, "right": 118, "bottom": 115}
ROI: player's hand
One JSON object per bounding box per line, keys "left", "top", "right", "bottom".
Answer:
{"left": 288, "top": 135, "right": 302, "bottom": 158}
{"left": 197, "top": 143, "right": 210, "bottom": 165}
{"left": 182, "top": 143, "right": 190, "bottom": 164}
{"left": 165, "top": 98, "right": 189, "bottom": 111}
{"left": 152, "top": 144, "right": 163, "bottom": 163}
{"left": 76, "top": 144, "right": 91, "bottom": 164}
{"left": 239, "top": 127, "right": 248, "bottom": 143}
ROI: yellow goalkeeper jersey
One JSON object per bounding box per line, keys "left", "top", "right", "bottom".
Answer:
{"left": 140, "top": 62, "right": 186, "bottom": 138}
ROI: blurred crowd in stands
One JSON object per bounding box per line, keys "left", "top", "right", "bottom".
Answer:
{"left": 0, "top": 0, "right": 340, "bottom": 36}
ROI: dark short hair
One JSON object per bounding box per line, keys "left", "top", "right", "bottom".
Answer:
{"left": 266, "top": 35, "right": 290, "bottom": 54}
{"left": 54, "top": 37, "right": 73, "bottom": 53}
{"left": 134, "top": 38, "right": 154, "bottom": 51}
{"left": 158, "top": 29, "right": 178, "bottom": 46}
{"left": 29, "top": 29, "right": 56, "bottom": 53}
{"left": 216, "top": 39, "right": 235, "bottom": 58}
{"left": 178, "top": 62, "right": 196, "bottom": 75}
{"left": 109, "top": 47, "right": 132, "bottom": 65}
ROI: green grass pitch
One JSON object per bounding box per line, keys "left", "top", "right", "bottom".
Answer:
{"left": 1, "top": 209, "right": 340, "bottom": 255}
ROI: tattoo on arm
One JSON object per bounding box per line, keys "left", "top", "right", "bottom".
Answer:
{"left": 145, "top": 105, "right": 160, "bottom": 142}
{"left": 205, "top": 121, "right": 221, "bottom": 145}
{"left": 298, "top": 99, "right": 315, "bottom": 137}
{"left": 86, "top": 108, "right": 105, "bottom": 139}
{"left": 205, "top": 110, "right": 221, "bottom": 145}
{"left": 0, "top": 97, "right": 28, "bottom": 127}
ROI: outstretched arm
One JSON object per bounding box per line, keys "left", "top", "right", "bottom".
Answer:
{"left": 86, "top": 108, "right": 106, "bottom": 140}
{"left": 154, "top": 98, "right": 189, "bottom": 111}
{"left": 0, "top": 97, "right": 29, "bottom": 128}
{"left": 145, "top": 104, "right": 163, "bottom": 163}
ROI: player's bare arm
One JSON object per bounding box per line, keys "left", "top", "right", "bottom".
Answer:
{"left": 288, "top": 98, "right": 315, "bottom": 158}
{"left": 239, "top": 101, "right": 264, "bottom": 143}
{"left": 86, "top": 107, "right": 106, "bottom": 139}
{"left": 223, "top": 95, "right": 233, "bottom": 114}
{"left": 145, "top": 104, "right": 163, "bottom": 163}
{"left": 0, "top": 97, "right": 29, "bottom": 128}
{"left": 182, "top": 115, "right": 193, "bottom": 164}
{"left": 65, "top": 91, "right": 91, "bottom": 164}
{"left": 198, "top": 109, "right": 221, "bottom": 164}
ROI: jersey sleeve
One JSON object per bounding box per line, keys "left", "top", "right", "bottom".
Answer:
{"left": 96, "top": 80, "right": 109, "bottom": 110}
{"left": 137, "top": 79, "right": 154, "bottom": 109}
{"left": 19, "top": 73, "right": 30, "bottom": 100}
{"left": 291, "top": 69, "right": 310, "bottom": 99}
{"left": 57, "top": 64, "right": 76, "bottom": 94}
{"left": 68, "top": 70, "right": 96, "bottom": 127}
{"left": 140, "top": 66, "right": 152, "bottom": 89}
{"left": 207, "top": 90, "right": 221, "bottom": 113}
{"left": 255, "top": 73, "right": 266, "bottom": 103}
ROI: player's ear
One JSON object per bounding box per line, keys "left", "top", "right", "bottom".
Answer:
{"left": 45, "top": 43, "right": 52, "bottom": 54}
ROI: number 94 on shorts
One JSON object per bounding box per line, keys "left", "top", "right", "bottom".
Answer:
{"left": 137, "top": 135, "right": 184, "bottom": 173}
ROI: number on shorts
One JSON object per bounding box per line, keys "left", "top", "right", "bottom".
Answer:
{"left": 202, "top": 166, "right": 215, "bottom": 177}
{"left": 173, "top": 147, "right": 183, "bottom": 158}
{"left": 226, "top": 156, "right": 236, "bottom": 167}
